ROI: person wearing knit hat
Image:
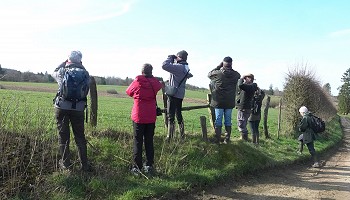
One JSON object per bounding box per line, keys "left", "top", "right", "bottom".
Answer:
{"left": 126, "top": 63, "right": 162, "bottom": 175}
{"left": 208, "top": 56, "right": 241, "bottom": 144}
{"left": 162, "top": 50, "right": 193, "bottom": 142}
{"left": 298, "top": 106, "right": 320, "bottom": 168}
{"left": 52, "top": 50, "right": 93, "bottom": 172}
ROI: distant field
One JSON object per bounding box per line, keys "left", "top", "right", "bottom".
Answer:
{"left": 0, "top": 81, "right": 281, "bottom": 137}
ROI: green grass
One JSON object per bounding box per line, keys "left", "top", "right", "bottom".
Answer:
{"left": 0, "top": 82, "right": 344, "bottom": 200}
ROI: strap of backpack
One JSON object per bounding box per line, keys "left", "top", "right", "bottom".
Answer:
{"left": 146, "top": 77, "right": 158, "bottom": 106}
{"left": 177, "top": 69, "right": 190, "bottom": 88}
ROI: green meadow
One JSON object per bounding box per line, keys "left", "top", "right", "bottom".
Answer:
{"left": 0, "top": 81, "right": 343, "bottom": 199}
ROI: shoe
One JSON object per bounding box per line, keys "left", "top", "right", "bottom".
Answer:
{"left": 130, "top": 167, "right": 141, "bottom": 176}
{"left": 143, "top": 165, "right": 154, "bottom": 175}
{"left": 312, "top": 162, "right": 320, "bottom": 168}
{"left": 81, "top": 163, "right": 94, "bottom": 172}
{"left": 59, "top": 159, "right": 72, "bottom": 171}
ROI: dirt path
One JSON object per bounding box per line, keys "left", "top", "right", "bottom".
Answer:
{"left": 177, "top": 117, "right": 350, "bottom": 200}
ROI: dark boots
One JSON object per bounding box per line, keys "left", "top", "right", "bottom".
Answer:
{"left": 59, "top": 143, "right": 71, "bottom": 170}
{"left": 166, "top": 122, "right": 176, "bottom": 142}
{"left": 214, "top": 126, "right": 222, "bottom": 144}
{"left": 241, "top": 132, "right": 248, "bottom": 141}
{"left": 179, "top": 122, "right": 185, "bottom": 140}
{"left": 224, "top": 126, "right": 231, "bottom": 144}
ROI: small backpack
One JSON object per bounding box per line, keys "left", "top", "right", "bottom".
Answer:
{"left": 309, "top": 114, "right": 326, "bottom": 133}
{"left": 60, "top": 66, "right": 90, "bottom": 102}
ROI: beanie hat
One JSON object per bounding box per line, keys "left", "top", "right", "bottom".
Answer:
{"left": 299, "top": 106, "right": 308, "bottom": 113}
{"left": 142, "top": 63, "right": 153, "bottom": 76}
{"left": 177, "top": 50, "right": 188, "bottom": 61}
{"left": 68, "top": 50, "right": 82, "bottom": 63}
{"left": 223, "top": 56, "right": 232, "bottom": 63}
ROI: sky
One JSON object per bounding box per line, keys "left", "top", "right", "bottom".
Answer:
{"left": 1, "top": 0, "right": 349, "bottom": 95}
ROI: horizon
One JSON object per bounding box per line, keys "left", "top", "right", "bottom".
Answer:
{"left": 1, "top": 0, "right": 350, "bottom": 95}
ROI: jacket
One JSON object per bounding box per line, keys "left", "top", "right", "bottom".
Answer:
{"left": 52, "top": 61, "right": 89, "bottom": 111}
{"left": 126, "top": 75, "right": 162, "bottom": 124}
{"left": 236, "top": 78, "right": 258, "bottom": 110}
{"left": 162, "top": 57, "right": 193, "bottom": 99}
{"left": 248, "top": 89, "right": 266, "bottom": 121}
{"left": 208, "top": 66, "right": 241, "bottom": 109}
{"left": 298, "top": 111, "right": 316, "bottom": 144}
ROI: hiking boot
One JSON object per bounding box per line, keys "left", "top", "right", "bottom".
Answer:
{"left": 143, "top": 165, "right": 155, "bottom": 175}
{"left": 81, "top": 163, "right": 94, "bottom": 172}
{"left": 312, "top": 162, "right": 321, "bottom": 168}
{"left": 59, "top": 159, "right": 72, "bottom": 171}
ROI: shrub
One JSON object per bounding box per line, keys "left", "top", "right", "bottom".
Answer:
{"left": 106, "top": 89, "right": 118, "bottom": 94}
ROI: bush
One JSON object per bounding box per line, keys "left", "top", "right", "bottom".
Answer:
{"left": 106, "top": 89, "right": 118, "bottom": 94}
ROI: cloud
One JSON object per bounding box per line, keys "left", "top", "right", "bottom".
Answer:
{"left": 329, "top": 29, "right": 350, "bottom": 37}
{"left": 0, "top": 0, "right": 135, "bottom": 33}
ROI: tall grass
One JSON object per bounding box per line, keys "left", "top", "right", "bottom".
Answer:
{"left": 0, "top": 82, "right": 343, "bottom": 199}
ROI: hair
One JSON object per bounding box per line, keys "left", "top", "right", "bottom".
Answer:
{"left": 142, "top": 63, "right": 153, "bottom": 76}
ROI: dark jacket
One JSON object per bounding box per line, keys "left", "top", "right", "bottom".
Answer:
{"left": 208, "top": 66, "right": 241, "bottom": 109}
{"left": 248, "top": 89, "right": 266, "bottom": 121}
{"left": 162, "top": 57, "right": 193, "bottom": 99}
{"left": 236, "top": 78, "right": 258, "bottom": 110}
{"left": 299, "top": 111, "right": 316, "bottom": 144}
{"left": 126, "top": 75, "right": 162, "bottom": 124}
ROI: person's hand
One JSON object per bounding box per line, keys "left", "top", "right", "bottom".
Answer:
{"left": 168, "top": 55, "right": 176, "bottom": 60}
{"left": 215, "top": 62, "right": 223, "bottom": 70}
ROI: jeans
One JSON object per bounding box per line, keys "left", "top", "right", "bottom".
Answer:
{"left": 214, "top": 108, "right": 232, "bottom": 127}
{"left": 306, "top": 141, "right": 316, "bottom": 156}
{"left": 133, "top": 122, "right": 155, "bottom": 169}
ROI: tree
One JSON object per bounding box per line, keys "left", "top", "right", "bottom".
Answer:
{"left": 323, "top": 83, "right": 331, "bottom": 95}
{"left": 267, "top": 84, "right": 274, "bottom": 95}
{"left": 0, "top": 64, "right": 3, "bottom": 75}
{"left": 338, "top": 69, "right": 350, "bottom": 114}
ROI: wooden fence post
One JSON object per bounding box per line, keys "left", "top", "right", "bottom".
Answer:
{"left": 89, "top": 76, "right": 98, "bottom": 127}
{"left": 263, "top": 96, "right": 271, "bottom": 139}
{"left": 200, "top": 116, "right": 208, "bottom": 141}
{"left": 207, "top": 94, "right": 215, "bottom": 130}
{"left": 277, "top": 98, "right": 282, "bottom": 139}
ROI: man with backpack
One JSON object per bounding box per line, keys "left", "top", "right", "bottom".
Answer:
{"left": 298, "top": 106, "right": 320, "bottom": 168}
{"left": 52, "top": 50, "right": 93, "bottom": 172}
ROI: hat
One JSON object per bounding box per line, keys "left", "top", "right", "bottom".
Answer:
{"left": 299, "top": 106, "right": 308, "bottom": 113}
{"left": 68, "top": 50, "right": 82, "bottom": 63}
{"left": 177, "top": 50, "right": 188, "bottom": 61}
{"left": 223, "top": 56, "right": 232, "bottom": 63}
{"left": 142, "top": 63, "right": 153, "bottom": 75}
{"left": 243, "top": 73, "right": 255, "bottom": 80}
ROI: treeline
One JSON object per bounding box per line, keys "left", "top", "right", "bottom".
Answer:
{"left": 0, "top": 66, "right": 208, "bottom": 90}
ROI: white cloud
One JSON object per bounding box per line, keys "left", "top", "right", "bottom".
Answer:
{"left": 329, "top": 29, "right": 350, "bottom": 37}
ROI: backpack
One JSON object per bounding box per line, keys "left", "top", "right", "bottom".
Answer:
{"left": 309, "top": 114, "right": 326, "bottom": 133}
{"left": 251, "top": 90, "right": 264, "bottom": 115}
{"left": 60, "top": 66, "right": 90, "bottom": 102}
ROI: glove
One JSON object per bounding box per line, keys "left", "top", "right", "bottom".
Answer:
{"left": 168, "top": 55, "right": 177, "bottom": 60}
{"left": 215, "top": 62, "right": 223, "bottom": 70}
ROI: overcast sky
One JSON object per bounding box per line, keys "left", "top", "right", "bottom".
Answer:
{"left": 1, "top": 0, "right": 349, "bottom": 95}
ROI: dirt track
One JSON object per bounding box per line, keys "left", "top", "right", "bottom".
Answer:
{"left": 176, "top": 117, "right": 350, "bottom": 200}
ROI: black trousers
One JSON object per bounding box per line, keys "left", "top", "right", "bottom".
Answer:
{"left": 167, "top": 96, "right": 183, "bottom": 124}
{"left": 55, "top": 108, "right": 87, "bottom": 166}
{"left": 133, "top": 122, "right": 155, "bottom": 169}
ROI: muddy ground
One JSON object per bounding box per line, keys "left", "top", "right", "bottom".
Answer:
{"left": 163, "top": 117, "right": 350, "bottom": 200}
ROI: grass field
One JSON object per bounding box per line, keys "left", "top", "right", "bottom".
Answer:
{"left": 0, "top": 81, "right": 342, "bottom": 199}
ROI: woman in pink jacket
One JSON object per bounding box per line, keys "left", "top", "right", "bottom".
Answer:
{"left": 126, "top": 63, "right": 162, "bottom": 175}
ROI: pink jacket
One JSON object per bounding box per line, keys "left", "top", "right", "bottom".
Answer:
{"left": 126, "top": 75, "right": 162, "bottom": 123}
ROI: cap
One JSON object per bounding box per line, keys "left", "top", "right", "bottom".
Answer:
{"left": 223, "top": 56, "right": 232, "bottom": 63}
{"left": 176, "top": 50, "right": 188, "bottom": 61}
{"left": 299, "top": 106, "right": 308, "bottom": 113}
{"left": 68, "top": 50, "right": 82, "bottom": 63}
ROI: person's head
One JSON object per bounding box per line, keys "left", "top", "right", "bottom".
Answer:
{"left": 243, "top": 73, "right": 254, "bottom": 83}
{"left": 68, "top": 50, "right": 82, "bottom": 63}
{"left": 222, "top": 56, "right": 232, "bottom": 68}
{"left": 299, "top": 106, "right": 308, "bottom": 116}
{"left": 142, "top": 63, "right": 153, "bottom": 77}
{"left": 176, "top": 50, "right": 188, "bottom": 61}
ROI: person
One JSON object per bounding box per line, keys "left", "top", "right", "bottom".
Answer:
{"left": 126, "top": 63, "right": 162, "bottom": 175}
{"left": 298, "top": 106, "right": 320, "bottom": 168}
{"left": 52, "top": 50, "right": 93, "bottom": 172}
{"left": 248, "top": 87, "right": 265, "bottom": 145}
{"left": 208, "top": 56, "right": 241, "bottom": 144}
{"left": 236, "top": 73, "right": 258, "bottom": 141}
{"left": 162, "top": 50, "right": 193, "bottom": 141}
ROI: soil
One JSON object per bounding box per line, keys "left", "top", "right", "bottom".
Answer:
{"left": 165, "top": 117, "right": 350, "bottom": 200}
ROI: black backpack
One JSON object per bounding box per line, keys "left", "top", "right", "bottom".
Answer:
{"left": 309, "top": 114, "right": 326, "bottom": 133}
{"left": 60, "top": 66, "right": 90, "bottom": 102}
